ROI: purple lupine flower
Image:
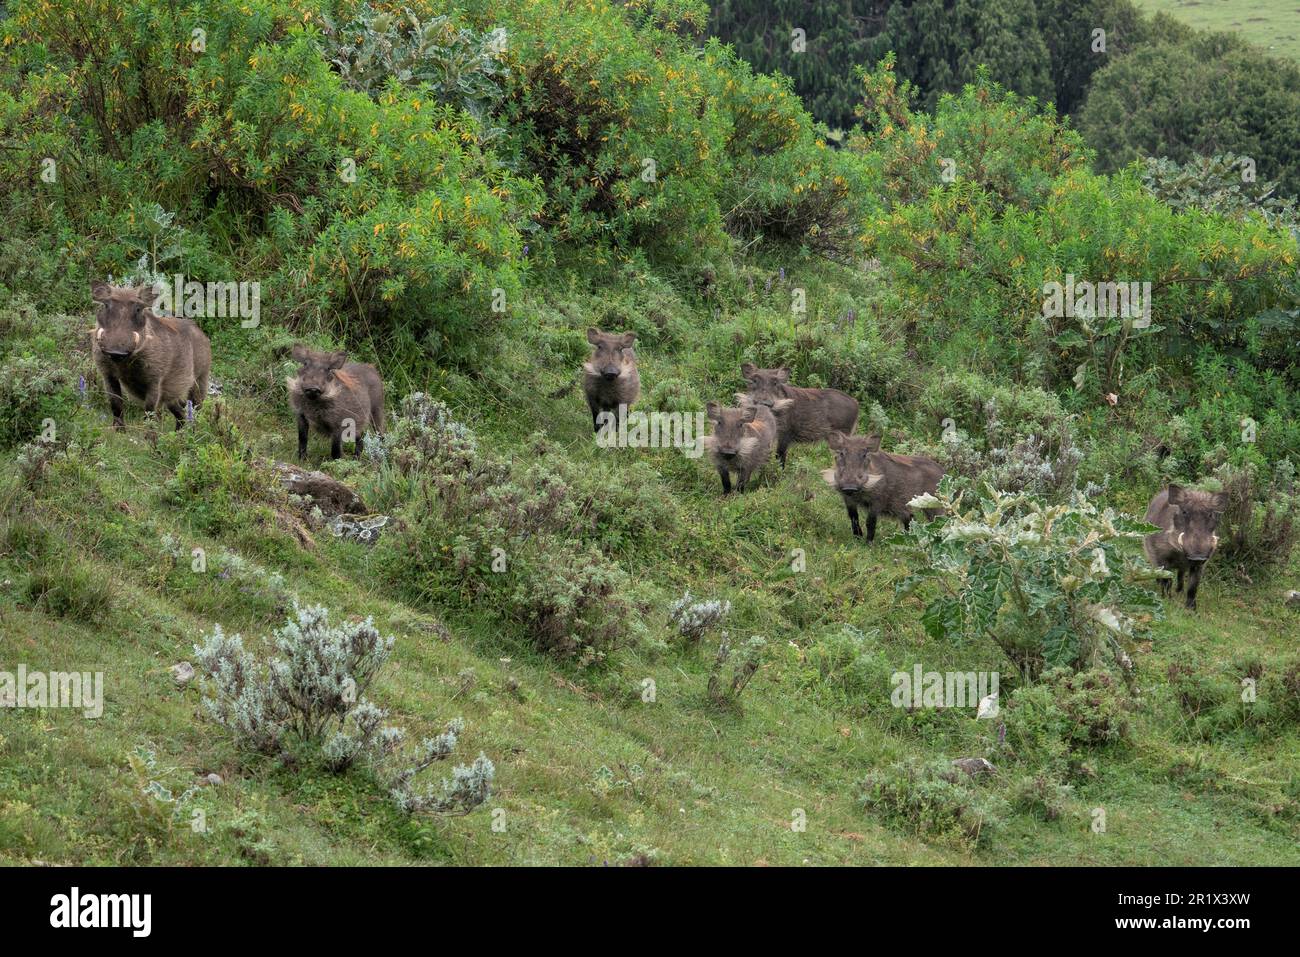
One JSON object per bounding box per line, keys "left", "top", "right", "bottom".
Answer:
{"left": 779, "top": 267, "right": 786, "bottom": 282}
{"left": 78, "top": 376, "right": 87, "bottom": 402}
{"left": 186, "top": 399, "right": 195, "bottom": 422}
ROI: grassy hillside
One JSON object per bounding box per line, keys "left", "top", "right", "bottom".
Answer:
{"left": 1133, "top": 0, "right": 1300, "bottom": 60}
{"left": 3, "top": 257, "right": 1298, "bottom": 866}
{"left": 2, "top": 0, "right": 1299, "bottom": 868}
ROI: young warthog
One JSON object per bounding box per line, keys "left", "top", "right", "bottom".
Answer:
{"left": 740, "top": 363, "right": 858, "bottom": 467}
{"left": 583, "top": 328, "right": 640, "bottom": 432}
{"left": 91, "top": 281, "right": 211, "bottom": 430}
{"left": 1143, "top": 484, "right": 1227, "bottom": 610}
{"left": 704, "top": 400, "right": 778, "bottom": 494}
{"left": 286, "top": 345, "right": 385, "bottom": 460}
{"left": 822, "top": 432, "right": 943, "bottom": 541}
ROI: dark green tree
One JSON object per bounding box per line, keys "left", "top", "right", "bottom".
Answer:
{"left": 708, "top": 1, "right": 890, "bottom": 131}
{"left": 1079, "top": 26, "right": 1300, "bottom": 198}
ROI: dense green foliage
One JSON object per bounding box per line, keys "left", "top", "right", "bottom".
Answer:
{"left": 1079, "top": 24, "right": 1300, "bottom": 199}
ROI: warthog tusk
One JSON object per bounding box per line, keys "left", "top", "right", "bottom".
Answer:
{"left": 1177, "top": 532, "right": 1184, "bottom": 549}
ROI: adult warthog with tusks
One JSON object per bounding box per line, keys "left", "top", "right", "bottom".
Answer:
{"left": 91, "top": 281, "right": 211, "bottom": 431}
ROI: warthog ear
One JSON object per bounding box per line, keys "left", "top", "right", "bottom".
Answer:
{"left": 619, "top": 331, "right": 636, "bottom": 348}
{"left": 775, "top": 367, "right": 791, "bottom": 383}
{"left": 706, "top": 400, "right": 721, "bottom": 422}
{"left": 90, "top": 281, "right": 112, "bottom": 303}
{"left": 863, "top": 434, "right": 883, "bottom": 453}
{"left": 740, "top": 362, "right": 757, "bottom": 380}
{"left": 1167, "top": 484, "right": 1186, "bottom": 507}
{"left": 827, "top": 430, "right": 846, "bottom": 450}
{"left": 1210, "top": 490, "right": 1229, "bottom": 512}
{"left": 326, "top": 351, "right": 347, "bottom": 370}
{"left": 586, "top": 328, "right": 602, "bottom": 345}
{"left": 741, "top": 405, "right": 758, "bottom": 423}
{"left": 135, "top": 284, "right": 161, "bottom": 308}
{"left": 770, "top": 398, "right": 795, "bottom": 413}
{"left": 290, "top": 344, "right": 312, "bottom": 363}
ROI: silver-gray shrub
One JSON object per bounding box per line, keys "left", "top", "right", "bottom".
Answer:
{"left": 668, "top": 590, "right": 731, "bottom": 642}
{"left": 195, "top": 603, "right": 492, "bottom": 815}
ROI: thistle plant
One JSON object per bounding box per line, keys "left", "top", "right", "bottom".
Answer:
{"left": 893, "top": 479, "right": 1166, "bottom": 680}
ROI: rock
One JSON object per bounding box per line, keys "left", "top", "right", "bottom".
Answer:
{"left": 273, "top": 461, "right": 367, "bottom": 515}
{"left": 951, "top": 757, "right": 996, "bottom": 779}
{"left": 976, "top": 692, "right": 999, "bottom": 719}
{"left": 204, "top": 773, "right": 223, "bottom": 786}
{"left": 1285, "top": 590, "right": 1300, "bottom": 607}
{"left": 171, "top": 661, "right": 195, "bottom": 687}
{"left": 327, "top": 512, "right": 390, "bottom": 545}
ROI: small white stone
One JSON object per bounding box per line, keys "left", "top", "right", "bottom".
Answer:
{"left": 171, "top": 661, "right": 196, "bottom": 687}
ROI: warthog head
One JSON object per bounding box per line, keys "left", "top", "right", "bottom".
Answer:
{"left": 740, "top": 362, "right": 790, "bottom": 407}
{"left": 706, "top": 401, "right": 762, "bottom": 461}
{"left": 289, "top": 345, "right": 347, "bottom": 401}
{"left": 826, "top": 431, "right": 883, "bottom": 493}
{"left": 92, "top": 281, "right": 159, "bottom": 362}
{"left": 1167, "top": 484, "right": 1228, "bottom": 563}
{"left": 586, "top": 329, "right": 636, "bottom": 382}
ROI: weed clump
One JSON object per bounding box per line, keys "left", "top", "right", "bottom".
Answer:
{"left": 861, "top": 758, "right": 1008, "bottom": 850}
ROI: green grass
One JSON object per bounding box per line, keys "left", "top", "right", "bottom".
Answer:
{"left": 1, "top": 257, "right": 1298, "bottom": 866}
{"left": 1133, "top": 0, "right": 1300, "bottom": 61}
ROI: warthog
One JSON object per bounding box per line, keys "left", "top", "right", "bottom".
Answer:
{"left": 739, "top": 363, "right": 859, "bottom": 467}
{"left": 704, "top": 400, "right": 778, "bottom": 494}
{"left": 91, "top": 281, "right": 211, "bottom": 431}
{"left": 286, "top": 345, "right": 385, "bottom": 460}
{"left": 1144, "top": 484, "right": 1227, "bottom": 610}
{"left": 583, "top": 328, "right": 640, "bottom": 432}
{"left": 822, "top": 432, "right": 943, "bottom": 541}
